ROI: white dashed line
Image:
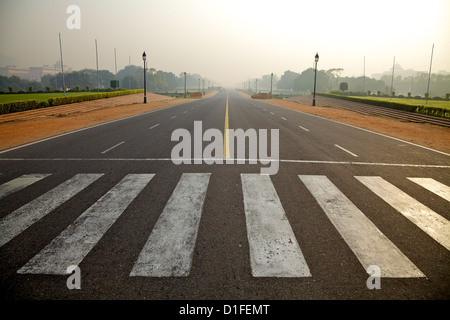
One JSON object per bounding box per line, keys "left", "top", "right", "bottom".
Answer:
{"left": 298, "top": 126, "right": 309, "bottom": 132}
{"left": 334, "top": 144, "right": 358, "bottom": 157}
{"left": 101, "top": 141, "right": 125, "bottom": 154}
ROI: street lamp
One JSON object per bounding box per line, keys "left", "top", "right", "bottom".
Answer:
{"left": 142, "top": 51, "right": 147, "bottom": 104}
{"left": 313, "top": 52, "right": 319, "bottom": 106}
{"left": 270, "top": 73, "right": 273, "bottom": 98}
{"left": 184, "top": 72, "right": 187, "bottom": 98}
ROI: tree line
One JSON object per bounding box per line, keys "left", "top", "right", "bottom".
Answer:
{"left": 0, "top": 66, "right": 211, "bottom": 93}
{"left": 250, "top": 68, "right": 450, "bottom": 98}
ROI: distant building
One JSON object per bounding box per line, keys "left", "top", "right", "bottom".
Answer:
{"left": 29, "top": 65, "right": 58, "bottom": 81}
{"left": 0, "top": 64, "right": 72, "bottom": 81}
{"left": 0, "top": 65, "right": 30, "bottom": 79}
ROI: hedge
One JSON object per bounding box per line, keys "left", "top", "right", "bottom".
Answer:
{"left": 317, "top": 93, "right": 450, "bottom": 119}
{"left": 0, "top": 99, "right": 41, "bottom": 115}
{"left": 0, "top": 89, "right": 144, "bottom": 115}
{"left": 47, "top": 89, "right": 143, "bottom": 107}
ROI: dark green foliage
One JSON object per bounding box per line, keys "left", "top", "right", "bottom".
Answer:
{"left": 317, "top": 93, "right": 449, "bottom": 119}
{"left": 0, "top": 99, "right": 41, "bottom": 114}
{"left": 0, "top": 89, "right": 143, "bottom": 115}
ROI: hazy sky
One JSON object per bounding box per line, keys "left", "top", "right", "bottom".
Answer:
{"left": 1, "top": 0, "right": 449, "bottom": 86}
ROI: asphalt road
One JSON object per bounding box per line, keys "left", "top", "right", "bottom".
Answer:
{"left": 0, "top": 90, "right": 449, "bottom": 306}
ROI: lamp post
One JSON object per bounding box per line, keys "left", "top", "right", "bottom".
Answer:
{"left": 313, "top": 52, "right": 319, "bottom": 106}
{"left": 270, "top": 73, "right": 273, "bottom": 98}
{"left": 184, "top": 72, "right": 187, "bottom": 98}
{"left": 142, "top": 51, "right": 147, "bottom": 103}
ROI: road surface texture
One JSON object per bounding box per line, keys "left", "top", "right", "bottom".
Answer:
{"left": 0, "top": 90, "right": 449, "bottom": 308}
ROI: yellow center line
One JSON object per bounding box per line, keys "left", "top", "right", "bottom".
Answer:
{"left": 223, "top": 93, "right": 230, "bottom": 159}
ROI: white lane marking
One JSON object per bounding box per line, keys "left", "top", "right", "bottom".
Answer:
{"left": 270, "top": 112, "right": 274, "bottom": 115}
{"left": 298, "top": 126, "right": 310, "bottom": 132}
{"left": 335, "top": 144, "right": 358, "bottom": 157}
{"left": 241, "top": 174, "right": 311, "bottom": 277}
{"left": 18, "top": 174, "right": 154, "bottom": 275}
{"left": 407, "top": 178, "right": 450, "bottom": 202}
{"left": 0, "top": 174, "right": 103, "bottom": 248}
{"left": 100, "top": 141, "right": 125, "bottom": 154}
{"left": 149, "top": 124, "right": 160, "bottom": 130}
{"left": 1, "top": 158, "right": 449, "bottom": 168}
{"left": 183, "top": 111, "right": 187, "bottom": 114}
{"left": 356, "top": 176, "right": 450, "bottom": 251}
{"left": 0, "top": 174, "right": 51, "bottom": 200}
{"left": 130, "top": 173, "right": 210, "bottom": 277}
{"left": 281, "top": 117, "right": 287, "bottom": 121}
{"left": 299, "top": 175, "right": 424, "bottom": 277}
{"left": 171, "top": 116, "right": 177, "bottom": 119}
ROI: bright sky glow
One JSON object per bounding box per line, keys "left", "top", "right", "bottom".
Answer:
{"left": 1, "top": 0, "right": 449, "bottom": 86}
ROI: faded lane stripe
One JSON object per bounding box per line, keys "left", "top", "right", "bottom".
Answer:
{"left": 298, "top": 126, "right": 309, "bottom": 132}
{"left": 241, "top": 174, "right": 310, "bottom": 277}
{"left": 18, "top": 174, "right": 154, "bottom": 275}
{"left": 223, "top": 93, "right": 230, "bottom": 159}
{"left": 101, "top": 141, "right": 125, "bottom": 154}
{"left": 130, "top": 173, "right": 210, "bottom": 277}
{"left": 1, "top": 158, "right": 448, "bottom": 168}
{"left": 335, "top": 144, "right": 358, "bottom": 157}
{"left": 356, "top": 176, "right": 450, "bottom": 251}
{"left": 300, "top": 175, "right": 424, "bottom": 277}
{"left": 0, "top": 174, "right": 103, "bottom": 248}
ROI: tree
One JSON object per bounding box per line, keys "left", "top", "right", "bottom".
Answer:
{"left": 277, "top": 70, "right": 299, "bottom": 90}
{"left": 340, "top": 82, "right": 348, "bottom": 92}
{"left": 121, "top": 76, "right": 140, "bottom": 89}
{"left": 292, "top": 68, "right": 329, "bottom": 93}
{"left": 325, "top": 68, "right": 344, "bottom": 91}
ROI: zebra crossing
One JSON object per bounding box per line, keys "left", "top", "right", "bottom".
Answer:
{"left": 0, "top": 172, "right": 449, "bottom": 279}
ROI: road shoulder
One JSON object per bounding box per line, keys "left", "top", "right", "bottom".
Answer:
{"left": 0, "top": 92, "right": 216, "bottom": 152}
{"left": 239, "top": 92, "right": 449, "bottom": 154}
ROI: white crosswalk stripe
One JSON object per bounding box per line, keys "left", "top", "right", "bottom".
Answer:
{"left": 356, "top": 176, "right": 450, "bottom": 251}
{"left": 130, "top": 173, "right": 210, "bottom": 277}
{"left": 0, "top": 174, "right": 103, "bottom": 248}
{"left": 17, "top": 174, "right": 154, "bottom": 275}
{"left": 0, "top": 172, "right": 446, "bottom": 279}
{"left": 299, "top": 175, "right": 424, "bottom": 278}
{"left": 407, "top": 177, "right": 450, "bottom": 202}
{"left": 0, "top": 174, "right": 51, "bottom": 200}
{"left": 241, "top": 174, "right": 310, "bottom": 277}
